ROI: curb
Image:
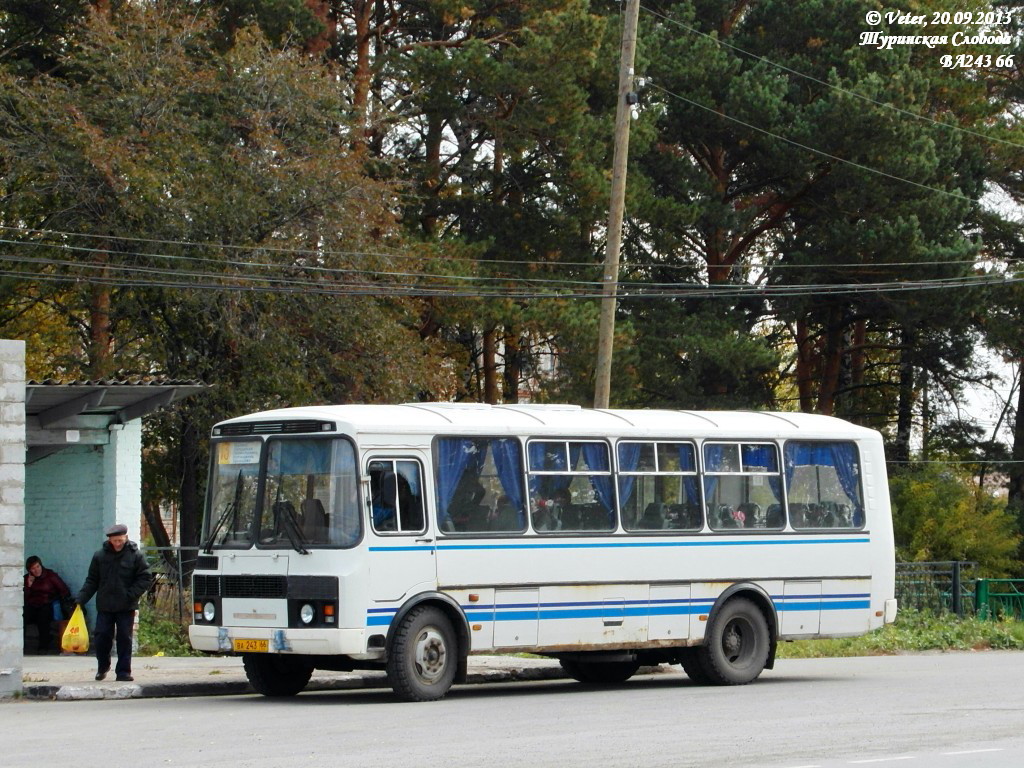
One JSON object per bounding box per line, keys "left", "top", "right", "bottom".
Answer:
{"left": 22, "top": 665, "right": 570, "bottom": 701}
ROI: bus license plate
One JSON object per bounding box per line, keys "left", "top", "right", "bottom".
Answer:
{"left": 233, "top": 638, "right": 269, "bottom": 653}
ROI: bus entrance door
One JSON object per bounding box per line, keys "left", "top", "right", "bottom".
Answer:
{"left": 365, "top": 454, "right": 437, "bottom": 606}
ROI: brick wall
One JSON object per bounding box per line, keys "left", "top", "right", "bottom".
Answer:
{"left": 25, "top": 420, "right": 144, "bottom": 619}
{"left": 25, "top": 445, "right": 106, "bottom": 606}
{"left": 0, "top": 340, "right": 25, "bottom": 697}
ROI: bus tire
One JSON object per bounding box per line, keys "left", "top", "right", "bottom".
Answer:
{"left": 678, "top": 648, "right": 713, "bottom": 685}
{"left": 387, "top": 605, "right": 457, "bottom": 702}
{"left": 696, "top": 597, "right": 770, "bottom": 685}
{"left": 560, "top": 658, "right": 640, "bottom": 684}
{"left": 243, "top": 653, "right": 313, "bottom": 697}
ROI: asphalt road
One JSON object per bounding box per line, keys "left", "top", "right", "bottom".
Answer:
{"left": 5, "top": 652, "right": 1023, "bottom": 768}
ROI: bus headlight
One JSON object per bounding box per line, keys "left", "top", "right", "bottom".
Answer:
{"left": 299, "top": 603, "right": 316, "bottom": 625}
{"left": 202, "top": 602, "right": 216, "bottom": 622}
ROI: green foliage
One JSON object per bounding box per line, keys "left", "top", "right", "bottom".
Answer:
{"left": 889, "top": 463, "right": 1021, "bottom": 575}
{"left": 778, "top": 609, "right": 1024, "bottom": 658}
{"left": 137, "top": 603, "right": 200, "bottom": 657}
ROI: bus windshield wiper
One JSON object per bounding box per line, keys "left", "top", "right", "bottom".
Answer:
{"left": 276, "top": 501, "right": 310, "bottom": 555}
{"left": 202, "top": 500, "right": 236, "bottom": 554}
{"left": 270, "top": 474, "right": 309, "bottom": 555}
{"left": 202, "top": 470, "right": 244, "bottom": 553}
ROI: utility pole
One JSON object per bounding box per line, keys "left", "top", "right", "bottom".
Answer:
{"left": 593, "top": 0, "right": 641, "bottom": 409}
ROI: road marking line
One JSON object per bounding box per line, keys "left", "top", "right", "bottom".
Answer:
{"left": 849, "top": 758, "right": 916, "bottom": 765}
{"left": 943, "top": 749, "right": 1003, "bottom": 755}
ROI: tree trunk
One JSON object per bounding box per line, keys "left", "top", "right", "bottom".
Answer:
{"left": 795, "top": 318, "right": 815, "bottom": 412}
{"left": 178, "top": 418, "right": 201, "bottom": 551}
{"left": 482, "top": 327, "right": 499, "bottom": 404}
{"left": 351, "top": 1, "right": 375, "bottom": 148}
{"left": 816, "top": 306, "right": 844, "bottom": 416}
{"left": 88, "top": 262, "right": 114, "bottom": 379}
{"left": 1007, "top": 360, "right": 1024, "bottom": 520}
{"left": 502, "top": 329, "right": 521, "bottom": 403}
{"left": 142, "top": 497, "right": 179, "bottom": 583}
{"left": 893, "top": 327, "right": 916, "bottom": 464}
{"left": 849, "top": 319, "right": 867, "bottom": 420}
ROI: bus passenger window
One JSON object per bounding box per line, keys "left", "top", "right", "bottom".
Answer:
{"left": 703, "top": 443, "right": 783, "bottom": 532}
{"left": 434, "top": 437, "right": 526, "bottom": 534}
{"left": 784, "top": 442, "right": 864, "bottom": 529}
{"left": 619, "top": 441, "right": 702, "bottom": 532}
{"left": 528, "top": 441, "right": 615, "bottom": 533}
{"left": 369, "top": 459, "right": 426, "bottom": 534}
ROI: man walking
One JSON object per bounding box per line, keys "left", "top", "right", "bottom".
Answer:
{"left": 76, "top": 524, "right": 153, "bottom": 682}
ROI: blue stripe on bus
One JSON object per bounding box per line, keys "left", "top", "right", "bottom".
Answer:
{"left": 368, "top": 538, "right": 869, "bottom": 553}
{"left": 366, "top": 594, "right": 871, "bottom": 625}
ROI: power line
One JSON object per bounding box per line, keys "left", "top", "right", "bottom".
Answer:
{"left": 640, "top": 3, "right": 1024, "bottom": 152}
{"left": 0, "top": 224, "right": 1006, "bottom": 274}
{"left": 2, "top": 255, "right": 1021, "bottom": 299}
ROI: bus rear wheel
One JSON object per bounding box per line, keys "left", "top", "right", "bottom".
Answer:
{"left": 678, "top": 648, "right": 713, "bottom": 685}
{"left": 243, "top": 654, "right": 313, "bottom": 697}
{"left": 560, "top": 658, "right": 641, "bottom": 684}
{"left": 696, "top": 597, "right": 770, "bottom": 685}
{"left": 387, "top": 605, "right": 458, "bottom": 702}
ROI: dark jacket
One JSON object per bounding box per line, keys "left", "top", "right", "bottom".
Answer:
{"left": 24, "top": 567, "right": 71, "bottom": 608}
{"left": 76, "top": 540, "right": 153, "bottom": 612}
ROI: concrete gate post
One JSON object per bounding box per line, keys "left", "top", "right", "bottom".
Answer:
{"left": 0, "top": 339, "right": 26, "bottom": 697}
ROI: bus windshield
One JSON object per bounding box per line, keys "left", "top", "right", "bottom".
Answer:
{"left": 258, "top": 437, "right": 361, "bottom": 549}
{"left": 204, "top": 440, "right": 262, "bottom": 550}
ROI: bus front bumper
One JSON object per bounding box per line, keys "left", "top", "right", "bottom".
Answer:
{"left": 189, "top": 625, "right": 373, "bottom": 657}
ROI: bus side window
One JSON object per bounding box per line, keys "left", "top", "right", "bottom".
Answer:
{"left": 370, "top": 459, "right": 426, "bottom": 534}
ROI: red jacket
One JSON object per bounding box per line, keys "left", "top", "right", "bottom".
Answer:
{"left": 24, "top": 568, "right": 71, "bottom": 608}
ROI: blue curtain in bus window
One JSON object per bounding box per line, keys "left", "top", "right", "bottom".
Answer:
{"left": 703, "top": 444, "right": 726, "bottom": 501}
{"left": 742, "top": 444, "right": 781, "bottom": 499}
{"left": 436, "top": 438, "right": 475, "bottom": 527}
{"left": 578, "top": 443, "right": 614, "bottom": 513}
{"left": 784, "top": 442, "right": 863, "bottom": 524}
{"left": 491, "top": 438, "right": 525, "bottom": 527}
{"left": 617, "top": 443, "right": 642, "bottom": 512}
{"left": 677, "top": 444, "right": 699, "bottom": 503}
{"left": 529, "top": 441, "right": 568, "bottom": 471}
{"left": 828, "top": 443, "right": 860, "bottom": 510}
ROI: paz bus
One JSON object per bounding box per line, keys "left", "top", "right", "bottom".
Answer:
{"left": 188, "top": 403, "right": 897, "bottom": 700}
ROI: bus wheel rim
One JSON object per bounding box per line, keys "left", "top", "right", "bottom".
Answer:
{"left": 723, "top": 618, "right": 751, "bottom": 663}
{"left": 413, "top": 627, "right": 447, "bottom": 682}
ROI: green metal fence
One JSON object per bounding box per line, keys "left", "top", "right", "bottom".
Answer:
{"left": 975, "top": 579, "right": 1024, "bottom": 620}
{"left": 895, "top": 561, "right": 976, "bottom": 617}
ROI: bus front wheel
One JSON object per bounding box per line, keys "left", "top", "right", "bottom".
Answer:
{"left": 696, "top": 597, "right": 770, "bottom": 685}
{"left": 243, "top": 653, "right": 313, "bottom": 697}
{"left": 387, "top": 605, "right": 458, "bottom": 702}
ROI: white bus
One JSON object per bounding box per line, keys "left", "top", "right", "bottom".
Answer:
{"left": 189, "top": 403, "right": 897, "bottom": 700}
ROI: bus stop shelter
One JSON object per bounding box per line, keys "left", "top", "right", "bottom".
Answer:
{"left": 1, "top": 339, "right": 205, "bottom": 696}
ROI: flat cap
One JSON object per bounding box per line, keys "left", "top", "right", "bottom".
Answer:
{"left": 105, "top": 523, "right": 128, "bottom": 537}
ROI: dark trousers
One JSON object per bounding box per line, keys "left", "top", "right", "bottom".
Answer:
{"left": 94, "top": 609, "right": 135, "bottom": 676}
{"left": 24, "top": 604, "right": 54, "bottom": 651}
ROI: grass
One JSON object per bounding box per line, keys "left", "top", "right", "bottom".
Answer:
{"left": 137, "top": 596, "right": 202, "bottom": 657}
{"left": 777, "top": 610, "right": 1024, "bottom": 658}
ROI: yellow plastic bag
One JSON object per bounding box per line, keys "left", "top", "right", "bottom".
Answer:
{"left": 61, "top": 604, "right": 89, "bottom": 654}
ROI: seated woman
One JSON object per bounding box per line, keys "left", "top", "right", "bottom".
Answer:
{"left": 23, "top": 555, "right": 71, "bottom": 653}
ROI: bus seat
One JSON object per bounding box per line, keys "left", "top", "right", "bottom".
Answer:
{"left": 717, "top": 505, "right": 740, "bottom": 528}
{"left": 639, "top": 503, "right": 666, "bottom": 529}
{"left": 765, "top": 503, "right": 784, "bottom": 528}
{"left": 301, "top": 498, "right": 328, "bottom": 539}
